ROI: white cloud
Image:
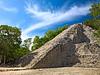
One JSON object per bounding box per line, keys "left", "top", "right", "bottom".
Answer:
{"left": 0, "top": 1, "right": 18, "bottom": 13}
{"left": 25, "top": 4, "right": 60, "bottom": 21}
{"left": 22, "top": 2, "right": 91, "bottom": 40}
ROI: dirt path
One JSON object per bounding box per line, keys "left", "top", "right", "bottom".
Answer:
{"left": 0, "top": 67, "right": 100, "bottom": 75}
{"left": 0, "top": 67, "right": 26, "bottom": 71}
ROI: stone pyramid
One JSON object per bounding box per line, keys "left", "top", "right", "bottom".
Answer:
{"left": 16, "top": 24, "right": 100, "bottom": 69}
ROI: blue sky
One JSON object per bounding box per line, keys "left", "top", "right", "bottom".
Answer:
{"left": 0, "top": 0, "right": 100, "bottom": 40}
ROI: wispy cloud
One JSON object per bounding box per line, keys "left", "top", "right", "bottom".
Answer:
{"left": 22, "top": 2, "right": 91, "bottom": 40}
{"left": 0, "top": 1, "right": 18, "bottom": 13}
{"left": 25, "top": 4, "right": 60, "bottom": 21}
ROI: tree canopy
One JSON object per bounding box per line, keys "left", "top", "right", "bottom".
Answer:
{"left": 84, "top": 3, "right": 100, "bottom": 37}
{"left": 0, "top": 25, "right": 29, "bottom": 64}
{"left": 90, "top": 3, "right": 100, "bottom": 18}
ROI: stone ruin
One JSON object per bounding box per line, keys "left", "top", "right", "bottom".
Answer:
{"left": 16, "top": 24, "right": 100, "bottom": 69}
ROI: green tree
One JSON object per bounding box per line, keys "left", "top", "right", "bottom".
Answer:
{"left": 0, "top": 25, "right": 21, "bottom": 64}
{"left": 14, "top": 47, "right": 30, "bottom": 59}
{"left": 90, "top": 3, "right": 100, "bottom": 18}
{"left": 23, "top": 38, "right": 32, "bottom": 49}
{"left": 84, "top": 3, "right": 100, "bottom": 28}
{"left": 45, "top": 30, "right": 56, "bottom": 40}
{"left": 84, "top": 3, "right": 100, "bottom": 37}
{"left": 32, "top": 36, "right": 42, "bottom": 50}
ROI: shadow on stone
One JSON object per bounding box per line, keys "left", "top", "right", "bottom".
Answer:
{"left": 32, "top": 38, "right": 81, "bottom": 69}
{"left": 16, "top": 52, "right": 38, "bottom": 67}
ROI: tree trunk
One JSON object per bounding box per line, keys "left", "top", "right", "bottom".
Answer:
{"left": 3, "top": 55, "right": 6, "bottom": 64}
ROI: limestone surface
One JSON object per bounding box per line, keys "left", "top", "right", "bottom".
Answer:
{"left": 16, "top": 24, "right": 100, "bottom": 69}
